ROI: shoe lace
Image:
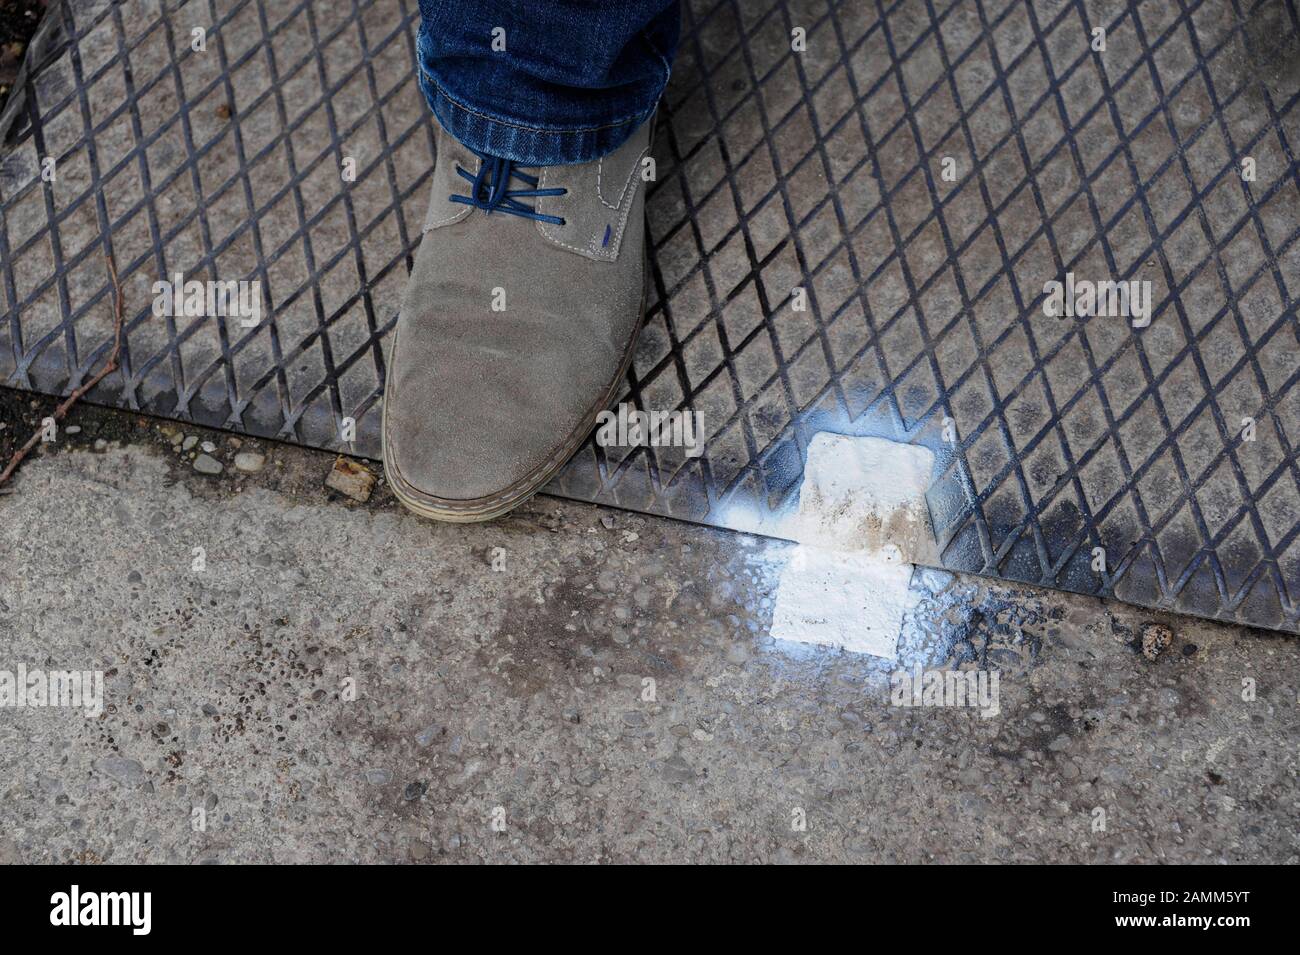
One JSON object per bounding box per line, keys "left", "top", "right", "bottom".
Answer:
{"left": 449, "top": 148, "right": 566, "bottom": 225}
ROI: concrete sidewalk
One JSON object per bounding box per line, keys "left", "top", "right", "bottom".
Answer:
{"left": 0, "top": 399, "right": 1297, "bottom": 863}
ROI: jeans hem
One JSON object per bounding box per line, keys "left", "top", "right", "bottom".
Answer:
{"left": 419, "top": 68, "right": 656, "bottom": 166}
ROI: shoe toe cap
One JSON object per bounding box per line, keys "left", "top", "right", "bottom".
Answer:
{"left": 382, "top": 217, "right": 644, "bottom": 507}
{"left": 383, "top": 320, "right": 623, "bottom": 504}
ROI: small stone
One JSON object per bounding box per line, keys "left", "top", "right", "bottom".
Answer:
{"left": 572, "top": 766, "right": 601, "bottom": 787}
{"left": 192, "top": 453, "right": 223, "bottom": 475}
{"left": 364, "top": 768, "right": 392, "bottom": 786}
{"left": 325, "top": 456, "right": 376, "bottom": 502}
{"left": 916, "top": 567, "right": 955, "bottom": 593}
{"left": 201, "top": 441, "right": 216, "bottom": 453}
{"left": 181, "top": 435, "right": 198, "bottom": 451}
{"left": 1141, "top": 623, "right": 1173, "bottom": 661}
{"left": 93, "top": 439, "right": 108, "bottom": 452}
{"left": 95, "top": 757, "right": 145, "bottom": 784}
{"left": 403, "top": 781, "right": 426, "bottom": 801}
{"left": 600, "top": 514, "right": 617, "bottom": 529}
{"left": 233, "top": 451, "right": 265, "bottom": 473}
{"left": 65, "top": 425, "right": 81, "bottom": 434}
{"left": 660, "top": 754, "right": 695, "bottom": 785}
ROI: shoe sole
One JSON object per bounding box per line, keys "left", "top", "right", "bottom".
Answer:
{"left": 381, "top": 260, "right": 648, "bottom": 524}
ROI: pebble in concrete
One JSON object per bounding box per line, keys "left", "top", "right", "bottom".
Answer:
{"left": 325, "top": 456, "right": 376, "bottom": 502}
{"left": 233, "top": 451, "right": 265, "bottom": 473}
{"left": 192, "top": 453, "right": 223, "bottom": 475}
{"left": 1141, "top": 624, "right": 1174, "bottom": 661}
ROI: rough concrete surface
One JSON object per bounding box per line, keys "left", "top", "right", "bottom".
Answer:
{"left": 1, "top": 396, "right": 1298, "bottom": 864}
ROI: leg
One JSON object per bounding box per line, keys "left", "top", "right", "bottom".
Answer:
{"left": 416, "top": 0, "right": 681, "bottom": 165}
{"left": 383, "top": 2, "right": 679, "bottom": 521}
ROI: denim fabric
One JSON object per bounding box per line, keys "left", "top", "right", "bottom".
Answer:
{"left": 416, "top": 1, "right": 680, "bottom": 166}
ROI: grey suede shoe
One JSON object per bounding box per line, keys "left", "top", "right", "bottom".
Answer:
{"left": 382, "top": 120, "right": 651, "bottom": 522}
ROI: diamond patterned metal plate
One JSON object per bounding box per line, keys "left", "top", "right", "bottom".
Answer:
{"left": 3, "top": 0, "right": 1300, "bottom": 632}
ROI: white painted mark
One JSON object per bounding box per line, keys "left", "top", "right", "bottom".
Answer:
{"left": 771, "top": 544, "right": 915, "bottom": 657}
{"left": 770, "top": 434, "right": 935, "bottom": 659}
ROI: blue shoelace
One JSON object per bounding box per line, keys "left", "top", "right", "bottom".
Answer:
{"left": 450, "top": 149, "right": 566, "bottom": 225}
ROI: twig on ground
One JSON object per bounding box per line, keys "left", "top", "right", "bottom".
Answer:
{"left": 0, "top": 254, "right": 124, "bottom": 488}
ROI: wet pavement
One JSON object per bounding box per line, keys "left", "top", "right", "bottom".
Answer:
{"left": 1, "top": 397, "right": 1297, "bottom": 863}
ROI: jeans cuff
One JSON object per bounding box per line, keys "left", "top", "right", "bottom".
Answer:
{"left": 418, "top": 69, "right": 655, "bottom": 166}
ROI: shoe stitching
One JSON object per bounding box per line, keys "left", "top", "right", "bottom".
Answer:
{"left": 597, "top": 145, "right": 648, "bottom": 211}
{"left": 425, "top": 204, "right": 472, "bottom": 230}
{"left": 536, "top": 142, "right": 644, "bottom": 259}
{"left": 424, "top": 131, "right": 475, "bottom": 231}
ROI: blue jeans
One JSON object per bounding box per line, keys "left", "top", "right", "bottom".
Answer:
{"left": 416, "top": 1, "right": 681, "bottom": 166}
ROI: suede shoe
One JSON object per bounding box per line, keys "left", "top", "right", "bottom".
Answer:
{"left": 383, "top": 119, "right": 651, "bottom": 521}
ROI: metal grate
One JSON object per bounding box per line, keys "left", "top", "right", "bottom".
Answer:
{"left": 3, "top": 0, "right": 1300, "bottom": 632}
